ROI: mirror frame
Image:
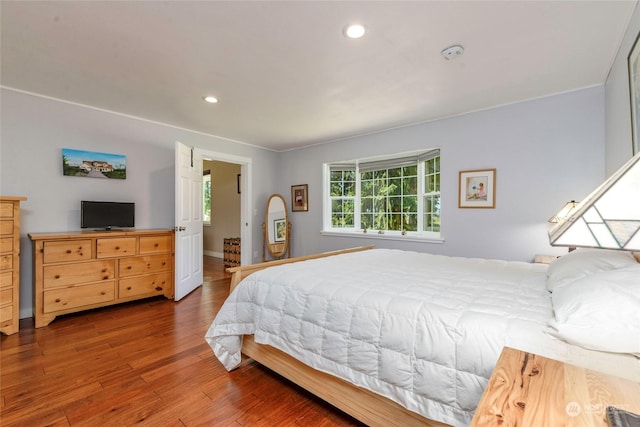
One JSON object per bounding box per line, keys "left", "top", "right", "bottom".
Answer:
{"left": 262, "top": 194, "right": 291, "bottom": 261}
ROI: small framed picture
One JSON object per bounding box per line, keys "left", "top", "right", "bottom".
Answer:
{"left": 274, "top": 218, "right": 286, "bottom": 242}
{"left": 458, "top": 169, "right": 496, "bottom": 208}
{"left": 291, "top": 184, "right": 308, "bottom": 212}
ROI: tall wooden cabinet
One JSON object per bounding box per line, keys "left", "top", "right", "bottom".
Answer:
{"left": 1, "top": 196, "right": 27, "bottom": 335}
{"left": 29, "top": 229, "right": 174, "bottom": 328}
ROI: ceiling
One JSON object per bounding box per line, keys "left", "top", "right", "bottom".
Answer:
{"left": 1, "top": 1, "right": 636, "bottom": 151}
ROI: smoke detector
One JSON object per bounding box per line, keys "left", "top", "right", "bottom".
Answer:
{"left": 441, "top": 45, "right": 464, "bottom": 60}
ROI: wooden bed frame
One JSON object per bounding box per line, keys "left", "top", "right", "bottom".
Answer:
{"left": 226, "top": 245, "right": 450, "bottom": 427}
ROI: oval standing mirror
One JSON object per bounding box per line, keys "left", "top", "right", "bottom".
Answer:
{"left": 262, "top": 194, "right": 290, "bottom": 261}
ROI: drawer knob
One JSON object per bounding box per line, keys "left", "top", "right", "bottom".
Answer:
{"left": 155, "top": 286, "right": 163, "bottom": 291}
{"left": 101, "top": 269, "right": 107, "bottom": 273}
{"left": 54, "top": 274, "right": 60, "bottom": 279}
{"left": 127, "top": 266, "right": 132, "bottom": 270}
{"left": 154, "top": 243, "right": 159, "bottom": 247}
{"left": 103, "top": 276, "right": 109, "bottom": 280}
{"left": 55, "top": 298, "right": 61, "bottom": 303}
{"left": 115, "top": 246, "right": 120, "bottom": 250}
{"left": 162, "top": 262, "right": 166, "bottom": 266}
{"left": 66, "top": 250, "right": 71, "bottom": 254}
{"left": 101, "top": 291, "right": 106, "bottom": 295}
{"left": 127, "top": 286, "right": 132, "bottom": 291}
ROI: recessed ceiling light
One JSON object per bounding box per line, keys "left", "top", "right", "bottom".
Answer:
{"left": 202, "top": 95, "right": 219, "bottom": 104}
{"left": 344, "top": 24, "right": 366, "bottom": 39}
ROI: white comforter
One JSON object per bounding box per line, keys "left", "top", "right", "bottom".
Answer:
{"left": 205, "top": 249, "right": 554, "bottom": 426}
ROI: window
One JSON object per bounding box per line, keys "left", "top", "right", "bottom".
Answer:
{"left": 203, "top": 170, "right": 211, "bottom": 225}
{"left": 325, "top": 150, "right": 440, "bottom": 239}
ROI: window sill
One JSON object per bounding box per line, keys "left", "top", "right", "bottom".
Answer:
{"left": 321, "top": 230, "right": 444, "bottom": 244}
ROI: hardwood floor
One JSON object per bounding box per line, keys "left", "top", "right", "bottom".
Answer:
{"left": 1, "top": 257, "right": 363, "bottom": 426}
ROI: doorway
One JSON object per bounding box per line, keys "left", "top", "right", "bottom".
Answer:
{"left": 197, "top": 148, "right": 252, "bottom": 267}
{"left": 203, "top": 159, "right": 240, "bottom": 262}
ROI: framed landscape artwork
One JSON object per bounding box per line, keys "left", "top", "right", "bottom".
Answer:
{"left": 458, "top": 169, "right": 496, "bottom": 208}
{"left": 62, "top": 148, "right": 127, "bottom": 179}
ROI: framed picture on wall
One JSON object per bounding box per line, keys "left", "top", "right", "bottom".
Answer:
{"left": 62, "top": 148, "right": 126, "bottom": 179}
{"left": 628, "top": 32, "right": 640, "bottom": 154}
{"left": 291, "top": 184, "right": 308, "bottom": 212}
{"left": 458, "top": 169, "right": 496, "bottom": 208}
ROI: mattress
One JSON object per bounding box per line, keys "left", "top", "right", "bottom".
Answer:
{"left": 205, "top": 248, "right": 639, "bottom": 427}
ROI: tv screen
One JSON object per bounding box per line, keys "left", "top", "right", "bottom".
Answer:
{"left": 81, "top": 201, "right": 135, "bottom": 230}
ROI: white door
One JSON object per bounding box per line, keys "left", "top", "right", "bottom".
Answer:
{"left": 174, "top": 141, "right": 203, "bottom": 300}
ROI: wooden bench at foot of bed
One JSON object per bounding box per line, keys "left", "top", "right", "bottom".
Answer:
{"left": 225, "top": 245, "right": 451, "bottom": 427}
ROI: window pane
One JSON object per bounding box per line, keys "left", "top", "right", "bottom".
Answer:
{"left": 388, "top": 167, "right": 402, "bottom": 178}
{"left": 203, "top": 173, "right": 211, "bottom": 224}
{"left": 361, "top": 197, "right": 373, "bottom": 213}
{"left": 405, "top": 176, "right": 417, "bottom": 194}
{"left": 361, "top": 213, "right": 373, "bottom": 229}
{"left": 330, "top": 170, "right": 343, "bottom": 181}
{"left": 389, "top": 196, "right": 402, "bottom": 212}
{"left": 344, "top": 181, "right": 356, "bottom": 196}
{"left": 389, "top": 178, "right": 402, "bottom": 196}
{"left": 404, "top": 213, "right": 418, "bottom": 231}
{"left": 374, "top": 169, "right": 387, "bottom": 180}
{"left": 403, "top": 165, "right": 417, "bottom": 176}
{"left": 330, "top": 182, "right": 342, "bottom": 197}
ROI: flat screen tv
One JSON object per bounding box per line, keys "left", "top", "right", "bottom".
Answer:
{"left": 81, "top": 201, "right": 135, "bottom": 230}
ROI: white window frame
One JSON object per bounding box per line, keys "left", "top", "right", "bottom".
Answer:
{"left": 322, "top": 150, "right": 442, "bottom": 243}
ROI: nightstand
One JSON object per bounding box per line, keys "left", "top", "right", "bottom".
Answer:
{"left": 470, "top": 347, "right": 640, "bottom": 426}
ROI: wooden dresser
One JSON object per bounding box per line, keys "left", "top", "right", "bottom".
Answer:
{"left": 471, "top": 347, "right": 640, "bottom": 426}
{"left": 0, "top": 196, "right": 27, "bottom": 335}
{"left": 29, "top": 229, "right": 174, "bottom": 328}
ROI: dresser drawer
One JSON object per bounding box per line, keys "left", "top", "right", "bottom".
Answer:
{"left": 139, "top": 235, "right": 172, "bottom": 255}
{"left": 119, "top": 272, "right": 171, "bottom": 298}
{"left": 0, "top": 237, "right": 12, "bottom": 253}
{"left": 0, "top": 271, "right": 12, "bottom": 288}
{"left": 43, "top": 240, "right": 92, "bottom": 264}
{"left": 119, "top": 254, "right": 172, "bottom": 277}
{"left": 0, "top": 288, "right": 12, "bottom": 307}
{"left": 0, "top": 202, "right": 13, "bottom": 218}
{"left": 0, "top": 255, "right": 12, "bottom": 271}
{"left": 96, "top": 237, "right": 136, "bottom": 258}
{"left": 0, "top": 303, "right": 12, "bottom": 323}
{"left": 43, "top": 282, "right": 115, "bottom": 313}
{"left": 0, "top": 220, "right": 12, "bottom": 235}
{"left": 43, "top": 260, "right": 115, "bottom": 288}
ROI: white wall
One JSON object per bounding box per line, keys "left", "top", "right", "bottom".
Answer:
{"left": 605, "top": 3, "right": 640, "bottom": 174}
{"left": 279, "top": 87, "right": 605, "bottom": 262}
{"left": 0, "top": 88, "right": 278, "bottom": 319}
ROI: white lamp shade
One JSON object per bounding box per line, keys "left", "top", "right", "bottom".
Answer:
{"left": 549, "top": 152, "right": 640, "bottom": 251}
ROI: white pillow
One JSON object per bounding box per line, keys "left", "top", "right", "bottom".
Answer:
{"left": 545, "top": 248, "right": 637, "bottom": 292}
{"left": 547, "top": 264, "right": 640, "bottom": 354}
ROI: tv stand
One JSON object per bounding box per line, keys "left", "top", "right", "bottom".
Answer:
{"left": 29, "top": 229, "right": 174, "bottom": 327}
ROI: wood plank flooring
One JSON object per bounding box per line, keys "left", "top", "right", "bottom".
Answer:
{"left": 1, "top": 257, "right": 363, "bottom": 426}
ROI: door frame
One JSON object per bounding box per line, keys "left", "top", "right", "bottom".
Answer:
{"left": 196, "top": 148, "right": 252, "bottom": 267}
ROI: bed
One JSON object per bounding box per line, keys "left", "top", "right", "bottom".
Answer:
{"left": 205, "top": 246, "right": 640, "bottom": 427}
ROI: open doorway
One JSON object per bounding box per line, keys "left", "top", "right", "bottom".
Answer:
{"left": 203, "top": 159, "right": 241, "bottom": 263}
{"left": 196, "top": 148, "right": 252, "bottom": 267}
